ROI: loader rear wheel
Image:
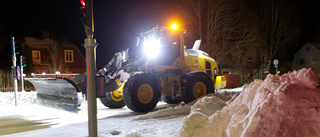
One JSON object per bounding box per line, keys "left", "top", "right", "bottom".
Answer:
{"left": 183, "top": 75, "right": 213, "bottom": 104}
{"left": 161, "top": 96, "right": 182, "bottom": 104}
{"left": 123, "top": 74, "right": 160, "bottom": 112}
{"left": 99, "top": 91, "right": 125, "bottom": 108}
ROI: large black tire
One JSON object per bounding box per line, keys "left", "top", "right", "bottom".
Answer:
{"left": 99, "top": 91, "right": 125, "bottom": 108}
{"left": 123, "top": 73, "right": 160, "bottom": 112}
{"left": 182, "top": 74, "right": 214, "bottom": 104}
{"left": 161, "top": 96, "right": 182, "bottom": 104}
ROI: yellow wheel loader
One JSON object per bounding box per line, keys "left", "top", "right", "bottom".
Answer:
{"left": 26, "top": 25, "right": 226, "bottom": 112}
{"left": 96, "top": 25, "right": 226, "bottom": 112}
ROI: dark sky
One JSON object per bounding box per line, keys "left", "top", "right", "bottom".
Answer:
{"left": 92, "top": 0, "right": 182, "bottom": 68}
{"left": 1, "top": 0, "right": 182, "bottom": 69}
{"left": 297, "top": 0, "right": 320, "bottom": 42}
{"left": 1, "top": 0, "right": 320, "bottom": 69}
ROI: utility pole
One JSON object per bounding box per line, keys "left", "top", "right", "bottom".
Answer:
{"left": 11, "top": 37, "right": 18, "bottom": 106}
{"left": 80, "top": 0, "right": 98, "bottom": 136}
{"left": 20, "top": 56, "right": 25, "bottom": 92}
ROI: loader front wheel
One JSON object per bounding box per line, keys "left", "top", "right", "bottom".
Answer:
{"left": 123, "top": 74, "right": 160, "bottom": 112}
{"left": 99, "top": 91, "right": 125, "bottom": 108}
{"left": 183, "top": 75, "right": 213, "bottom": 104}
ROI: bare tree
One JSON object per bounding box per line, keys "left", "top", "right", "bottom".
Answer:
{"left": 253, "top": 0, "right": 301, "bottom": 72}
{"left": 180, "top": 0, "right": 302, "bottom": 77}
{"left": 179, "top": 0, "right": 206, "bottom": 48}
{"left": 207, "top": 0, "right": 260, "bottom": 66}
{"left": 180, "top": 0, "right": 203, "bottom": 40}
{"left": 179, "top": 0, "right": 260, "bottom": 67}
{"left": 45, "top": 37, "right": 67, "bottom": 73}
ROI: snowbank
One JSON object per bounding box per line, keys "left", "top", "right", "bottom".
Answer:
{"left": 178, "top": 96, "right": 227, "bottom": 136}
{"left": 133, "top": 104, "right": 191, "bottom": 120}
{"left": 0, "top": 91, "right": 36, "bottom": 105}
{"left": 178, "top": 68, "right": 320, "bottom": 137}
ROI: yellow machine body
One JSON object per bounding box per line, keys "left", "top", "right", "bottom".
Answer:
{"left": 119, "top": 26, "right": 226, "bottom": 98}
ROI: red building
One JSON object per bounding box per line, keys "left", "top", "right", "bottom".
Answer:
{"left": 23, "top": 36, "right": 86, "bottom": 76}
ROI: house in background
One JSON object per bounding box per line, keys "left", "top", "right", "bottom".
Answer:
{"left": 219, "top": 50, "right": 262, "bottom": 86}
{"left": 22, "top": 36, "right": 86, "bottom": 75}
{"left": 292, "top": 43, "right": 320, "bottom": 74}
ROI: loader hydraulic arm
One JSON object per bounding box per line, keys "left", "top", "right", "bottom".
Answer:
{"left": 97, "top": 52, "right": 124, "bottom": 77}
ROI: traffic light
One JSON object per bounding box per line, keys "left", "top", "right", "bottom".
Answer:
{"left": 11, "top": 66, "right": 17, "bottom": 79}
{"left": 11, "top": 37, "right": 20, "bottom": 55}
{"left": 21, "top": 56, "right": 26, "bottom": 67}
{"left": 80, "top": 0, "right": 87, "bottom": 27}
{"left": 80, "top": 0, "right": 86, "bottom": 9}
{"left": 15, "top": 45, "right": 20, "bottom": 54}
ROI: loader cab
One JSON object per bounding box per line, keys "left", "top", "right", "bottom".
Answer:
{"left": 138, "top": 25, "right": 185, "bottom": 71}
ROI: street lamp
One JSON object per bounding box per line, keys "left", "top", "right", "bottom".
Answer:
{"left": 273, "top": 59, "right": 279, "bottom": 75}
{"left": 55, "top": 71, "right": 60, "bottom": 78}
{"left": 42, "top": 72, "right": 46, "bottom": 78}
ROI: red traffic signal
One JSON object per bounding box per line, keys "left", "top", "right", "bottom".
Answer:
{"left": 80, "top": 0, "right": 86, "bottom": 9}
{"left": 80, "top": 0, "right": 87, "bottom": 27}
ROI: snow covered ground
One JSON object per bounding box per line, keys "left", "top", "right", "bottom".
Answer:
{"left": 0, "top": 87, "right": 239, "bottom": 137}
{"left": 0, "top": 91, "right": 190, "bottom": 137}
{"left": 2, "top": 68, "right": 319, "bottom": 137}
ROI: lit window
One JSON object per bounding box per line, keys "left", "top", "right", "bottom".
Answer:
{"left": 65, "top": 50, "right": 73, "bottom": 63}
{"left": 312, "top": 58, "right": 316, "bottom": 64}
{"left": 32, "top": 50, "right": 41, "bottom": 64}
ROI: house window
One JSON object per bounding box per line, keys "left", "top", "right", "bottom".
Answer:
{"left": 312, "top": 58, "right": 316, "bottom": 64}
{"left": 32, "top": 50, "right": 41, "bottom": 64}
{"left": 306, "top": 47, "right": 310, "bottom": 52}
{"left": 65, "top": 50, "right": 74, "bottom": 63}
{"left": 299, "top": 59, "right": 304, "bottom": 66}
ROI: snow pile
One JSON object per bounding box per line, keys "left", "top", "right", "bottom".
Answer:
{"left": 178, "top": 68, "right": 320, "bottom": 137}
{"left": 190, "top": 96, "right": 227, "bottom": 117}
{"left": 0, "top": 91, "right": 36, "bottom": 105}
{"left": 132, "top": 92, "right": 237, "bottom": 121}
{"left": 133, "top": 104, "right": 191, "bottom": 120}
{"left": 178, "top": 96, "right": 227, "bottom": 136}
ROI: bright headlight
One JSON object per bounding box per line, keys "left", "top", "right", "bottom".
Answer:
{"left": 143, "top": 37, "right": 161, "bottom": 58}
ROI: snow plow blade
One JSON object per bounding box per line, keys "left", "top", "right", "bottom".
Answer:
{"left": 25, "top": 78, "right": 81, "bottom": 113}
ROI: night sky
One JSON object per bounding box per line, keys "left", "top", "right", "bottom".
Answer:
{"left": 1, "top": 0, "right": 182, "bottom": 69}
{"left": 1, "top": 0, "right": 320, "bottom": 69}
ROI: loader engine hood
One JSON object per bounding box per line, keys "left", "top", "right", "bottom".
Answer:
{"left": 184, "top": 49, "right": 209, "bottom": 57}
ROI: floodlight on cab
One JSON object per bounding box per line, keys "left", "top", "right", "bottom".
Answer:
{"left": 143, "top": 38, "right": 161, "bottom": 59}
{"left": 170, "top": 24, "right": 178, "bottom": 30}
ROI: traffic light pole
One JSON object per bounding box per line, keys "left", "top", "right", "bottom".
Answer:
{"left": 11, "top": 37, "right": 18, "bottom": 106}
{"left": 20, "top": 56, "right": 25, "bottom": 92}
{"left": 83, "top": 0, "right": 98, "bottom": 136}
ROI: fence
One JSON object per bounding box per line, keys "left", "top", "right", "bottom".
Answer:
{"left": 30, "top": 73, "right": 80, "bottom": 80}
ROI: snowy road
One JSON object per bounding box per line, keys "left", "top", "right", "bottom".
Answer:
{"left": 2, "top": 69, "right": 319, "bottom": 137}
{"left": 0, "top": 88, "right": 242, "bottom": 137}
{"left": 0, "top": 98, "right": 187, "bottom": 137}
